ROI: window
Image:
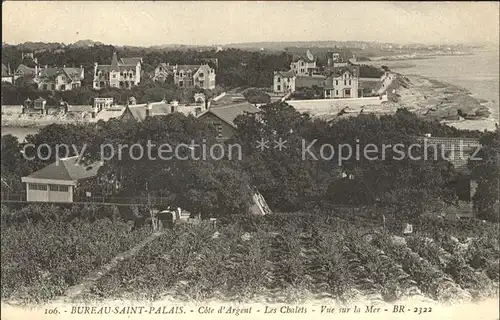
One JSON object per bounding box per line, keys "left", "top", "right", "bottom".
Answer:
{"left": 60, "top": 84, "right": 66, "bottom": 91}
{"left": 49, "top": 184, "right": 69, "bottom": 192}
{"left": 336, "top": 90, "right": 339, "bottom": 95}
{"left": 349, "top": 80, "right": 351, "bottom": 86}
{"left": 199, "top": 73, "right": 204, "bottom": 77}
{"left": 43, "top": 84, "right": 48, "bottom": 90}
{"left": 179, "top": 81, "right": 183, "bottom": 87}
{"left": 213, "top": 122, "right": 223, "bottom": 138}
{"left": 171, "top": 106, "right": 175, "bottom": 113}
{"left": 277, "top": 77, "right": 281, "bottom": 83}
{"left": 112, "top": 74, "right": 116, "bottom": 79}
{"left": 29, "top": 183, "right": 47, "bottom": 191}
{"left": 277, "top": 85, "right": 281, "bottom": 91}
{"left": 344, "top": 80, "right": 347, "bottom": 86}
{"left": 300, "top": 61, "right": 304, "bottom": 66}
{"left": 335, "top": 80, "right": 338, "bottom": 86}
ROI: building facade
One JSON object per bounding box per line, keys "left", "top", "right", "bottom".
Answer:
{"left": 93, "top": 53, "right": 142, "bottom": 90}
{"left": 324, "top": 65, "right": 360, "bottom": 99}
{"left": 273, "top": 71, "right": 296, "bottom": 94}
{"left": 94, "top": 97, "right": 115, "bottom": 111}
{"left": 290, "top": 50, "right": 317, "bottom": 76}
{"left": 36, "top": 66, "right": 84, "bottom": 91}
{"left": 154, "top": 63, "right": 216, "bottom": 90}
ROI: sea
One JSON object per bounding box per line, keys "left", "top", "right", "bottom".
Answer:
{"left": 392, "top": 49, "right": 500, "bottom": 132}
{"left": 2, "top": 50, "right": 499, "bottom": 140}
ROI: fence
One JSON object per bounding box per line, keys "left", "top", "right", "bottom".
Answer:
{"left": 1, "top": 192, "right": 172, "bottom": 207}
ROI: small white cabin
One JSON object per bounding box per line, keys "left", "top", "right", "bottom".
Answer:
{"left": 21, "top": 156, "right": 102, "bottom": 203}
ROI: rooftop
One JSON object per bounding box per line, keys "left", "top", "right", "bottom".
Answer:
{"left": 38, "top": 67, "right": 84, "bottom": 80}
{"left": 198, "top": 102, "right": 261, "bottom": 128}
{"left": 415, "top": 136, "right": 482, "bottom": 170}
{"left": 22, "top": 156, "right": 103, "bottom": 182}
{"left": 275, "top": 70, "right": 295, "bottom": 78}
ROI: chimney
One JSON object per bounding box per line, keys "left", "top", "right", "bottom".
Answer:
{"left": 146, "top": 102, "right": 152, "bottom": 118}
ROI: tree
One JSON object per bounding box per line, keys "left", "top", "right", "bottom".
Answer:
{"left": 469, "top": 128, "right": 500, "bottom": 222}
{"left": 1, "top": 135, "right": 30, "bottom": 192}
{"left": 243, "top": 88, "right": 271, "bottom": 106}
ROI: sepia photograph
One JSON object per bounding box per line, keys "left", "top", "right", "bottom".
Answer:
{"left": 1, "top": 1, "right": 499, "bottom": 319}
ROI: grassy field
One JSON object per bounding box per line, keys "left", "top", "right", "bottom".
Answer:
{"left": 1, "top": 205, "right": 498, "bottom": 305}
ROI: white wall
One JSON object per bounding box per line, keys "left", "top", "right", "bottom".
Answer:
{"left": 286, "top": 95, "right": 389, "bottom": 117}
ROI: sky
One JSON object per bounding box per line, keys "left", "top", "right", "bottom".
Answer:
{"left": 2, "top": 1, "right": 499, "bottom": 46}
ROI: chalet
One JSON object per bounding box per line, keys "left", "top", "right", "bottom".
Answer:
{"left": 154, "top": 63, "right": 216, "bottom": 90}
{"left": 21, "top": 156, "right": 103, "bottom": 203}
{"left": 290, "top": 50, "right": 317, "bottom": 76}
{"left": 36, "top": 66, "right": 84, "bottom": 91}
{"left": 196, "top": 103, "right": 261, "bottom": 141}
{"left": 273, "top": 70, "right": 296, "bottom": 94}
{"left": 93, "top": 52, "right": 142, "bottom": 90}
{"left": 153, "top": 63, "right": 172, "bottom": 83}
{"left": 324, "top": 65, "right": 360, "bottom": 98}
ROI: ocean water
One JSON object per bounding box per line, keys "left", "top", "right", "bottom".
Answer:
{"left": 393, "top": 50, "right": 500, "bottom": 131}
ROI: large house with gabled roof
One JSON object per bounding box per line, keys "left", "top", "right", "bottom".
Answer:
{"left": 290, "top": 50, "right": 317, "bottom": 76}
{"left": 36, "top": 66, "right": 84, "bottom": 91}
{"left": 324, "top": 64, "right": 361, "bottom": 98}
{"left": 273, "top": 70, "right": 296, "bottom": 94}
{"left": 153, "top": 63, "right": 216, "bottom": 90}
{"left": 93, "top": 52, "right": 142, "bottom": 90}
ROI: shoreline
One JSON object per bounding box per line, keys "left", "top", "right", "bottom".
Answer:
{"left": 2, "top": 75, "right": 498, "bottom": 133}
{"left": 388, "top": 73, "right": 498, "bottom": 132}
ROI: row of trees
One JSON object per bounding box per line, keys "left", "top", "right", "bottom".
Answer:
{"left": 2, "top": 102, "right": 496, "bottom": 220}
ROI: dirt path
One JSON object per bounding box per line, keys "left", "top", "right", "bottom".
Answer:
{"left": 55, "top": 231, "right": 164, "bottom": 303}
